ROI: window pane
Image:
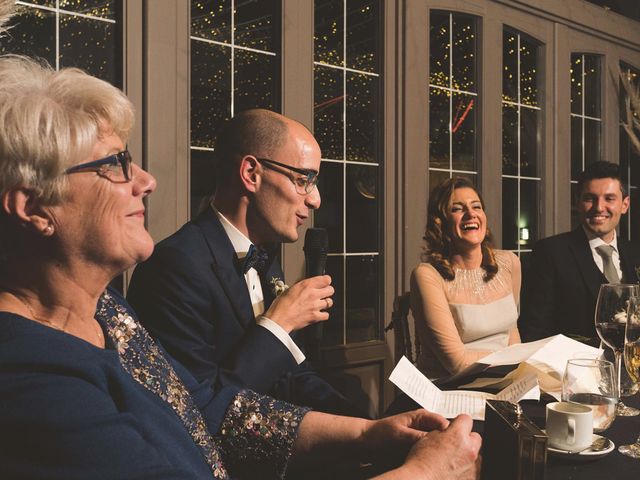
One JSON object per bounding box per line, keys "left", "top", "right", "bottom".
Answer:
{"left": 0, "top": 7, "right": 56, "bottom": 65}
{"left": 519, "top": 179, "right": 539, "bottom": 251}
{"left": 520, "top": 106, "right": 539, "bottom": 177}
{"left": 429, "top": 169, "right": 450, "bottom": 195}
{"left": 346, "top": 255, "right": 379, "bottom": 343}
{"left": 190, "top": 40, "right": 231, "bottom": 148}
{"left": 191, "top": 0, "right": 231, "bottom": 43}
{"left": 502, "top": 177, "right": 518, "bottom": 250}
{"left": 314, "top": 64, "right": 344, "bottom": 160}
{"left": 190, "top": 149, "right": 216, "bottom": 219}
{"left": 520, "top": 36, "right": 539, "bottom": 107}
{"left": 630, "top": 187, "right": 640, "bottom": 241}
{"left": 314, "top": 0, "right": 343, "bottom": 67}
{"left": 346, "top": 0, "right": 378, "bottom": 73}
{"left": 429, "top": 87, "right": 450, "bottom": 169}
{"left": 322, "top": 256, "right": 345, "bottom": 345}
{"left": 570, "top": 54, "right": 582, "bottom": 116}
{"left": 502, "top": 104, "right": 518, "bottom": 175}
{"left": 346, "top": 164, "right": 378, "bottom": 252}
{"left": 234, "top": 49, "right": 277, "bottom": 114}
{"left": 583, "top": 55, "right": 601, "bottom": 118}
{"left": 451, "top": 92, "right": 476, "bottom": 171}
{"left": 315, "top": 162, "right": 344, "bottom": 253}
{"left": 452, "top": 14, "right": 476, "bottom": 92}
{"left": 503, "top": 31, "right": 518, "bottom": 103}
{"left": 23, "top": 0, "right": 55, "bottom": 6}
{"left": 571, "top": 182, "right": 580, "bottom": 230}
{"left": 314, "top": 0, "right": 382, "bottom": 347}
{"left": 346, "top": 71, "right": 379, "bottom": 163}
{"left": 235, "top": 0, "right": 277, "bottom": 51}
{"left": 429, "top": 11, "right": 449, "bottom": 88}
{"left": 59, "top": 0, "right": 116, "bottom": 20}
{"left": 571, "top": 115, "right": 583, "bottom": 179}
{"left": 584, "top": 118, "right": 601, "bottom": 167}
{"left": 59, "top": 14, "right": 117, "bottom": 84}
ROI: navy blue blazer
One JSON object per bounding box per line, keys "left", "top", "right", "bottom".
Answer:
{"left": 0, "top": 315, "right": 232, "bottom": 479}
{"left": 518, "top": 228, "right": 640, "bottom": 343}
{"left": 128, "top": 208, "right": 360, "bottom": 416}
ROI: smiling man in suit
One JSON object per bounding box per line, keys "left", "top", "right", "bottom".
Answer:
{"left": 127, "top": 109, "right": 362, "bottom": 416}
{"left": 519, "top": 161, "right": 640, "bottom": 344}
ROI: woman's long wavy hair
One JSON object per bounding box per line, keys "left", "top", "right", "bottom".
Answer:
{"left": 421, "top": 177, "right": 498, "bottom": 282}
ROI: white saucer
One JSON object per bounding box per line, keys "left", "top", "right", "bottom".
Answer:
{"left": 545, "top": 433, "right": 615, "bottom": 460}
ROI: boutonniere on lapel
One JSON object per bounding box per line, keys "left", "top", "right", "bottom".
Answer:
{"left": 270, "top": 277, "right": 289, "bottom": 297}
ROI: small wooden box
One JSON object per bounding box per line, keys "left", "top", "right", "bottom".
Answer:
{"left": 481, "top": 400, "right": 547, "bottom": 480}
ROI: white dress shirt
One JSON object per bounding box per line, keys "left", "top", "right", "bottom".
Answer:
{"left": 583, "top": 226, "right": 623, "bottom": 281}
{"left": 213, "top": 207, "right": 305, "bottom": 364}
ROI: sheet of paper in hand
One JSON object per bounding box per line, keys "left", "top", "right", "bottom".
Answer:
{"left": 389, "top": 356, "right": 539, "bottom": 420}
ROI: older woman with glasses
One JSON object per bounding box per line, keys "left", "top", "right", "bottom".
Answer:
{"left": 0, "top": 55, "right": 481, "bottom": 479}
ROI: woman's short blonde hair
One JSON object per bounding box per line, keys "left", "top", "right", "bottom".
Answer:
{"left": 0, "top": 55, "right": 134, "bottom": 204}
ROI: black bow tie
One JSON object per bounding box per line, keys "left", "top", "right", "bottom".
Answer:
{"left": 242, "top": 244, "right": 269, "bottom": 274}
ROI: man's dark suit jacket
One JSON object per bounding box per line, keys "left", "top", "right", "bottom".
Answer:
{"left": 518, "top": 228, "right": 640, "bottom": 343}
{"left": 127, "top": 207, "right": 361, "bottom": 416}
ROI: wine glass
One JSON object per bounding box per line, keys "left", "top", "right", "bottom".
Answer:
{"left": 562, "top": 358, "right": 617, "bottom": 433}
{"left": 594, "top": 283, "right": 640, "bottom": 416}
{"left": 619, "top": 296, "right": 640, "bottom": 458}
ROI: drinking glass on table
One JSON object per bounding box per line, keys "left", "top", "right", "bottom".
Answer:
{"left": 594, "top": 283, "right": 640, "bottom": 416}
{"left": 562, "top": 358, "right": 617, "bottom": 433}
{"left": 619, "top": 296, "right": 640, "bottom": 458}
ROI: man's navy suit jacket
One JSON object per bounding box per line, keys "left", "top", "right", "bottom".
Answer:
{"left": 518, "top": 228, "right": 640, "bottom": 343}
{"left": 127, "top": 207, "right": 359, "bottom": 416}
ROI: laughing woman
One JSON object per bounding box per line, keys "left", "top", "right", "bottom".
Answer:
{"left": 411, "top": 177, "right": 521, "bottom": 380}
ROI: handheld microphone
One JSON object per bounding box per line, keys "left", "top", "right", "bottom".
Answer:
{"left": 303, "top": 228, "right": 328, "bottom": 353}
{"left": 304, "top": 228, "right": 328, "bottom": 278}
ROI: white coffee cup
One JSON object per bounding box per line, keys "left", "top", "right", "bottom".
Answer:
{"left": 546, "top": 401, "right": 593, "bottom": 452}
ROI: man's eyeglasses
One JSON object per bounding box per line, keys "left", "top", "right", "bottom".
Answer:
{"left": 65, "top": 150, "right": 133, "bottom": 182}
{"left": 256, "top": 157, "right": 318, "bottom": 195}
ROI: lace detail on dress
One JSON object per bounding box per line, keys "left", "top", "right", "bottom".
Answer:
{"left": 218, "top": 390, "right": 309, "bottom": 479}
{"left": 96, "top": 292, "right": 228, "bottom": 479}
{"left": 446, "top": 251, "right": 513, "bottom": 305}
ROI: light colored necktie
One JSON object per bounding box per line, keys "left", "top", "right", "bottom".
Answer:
{"left": 595, "top": 244, "right": 620, "bottom": 283}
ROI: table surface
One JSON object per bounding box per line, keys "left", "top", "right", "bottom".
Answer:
{"left": 385, "top": 367, "right": 640, "bottom": 480}
{"left": 520, "top": 393, "right": 640, "bottom": 480}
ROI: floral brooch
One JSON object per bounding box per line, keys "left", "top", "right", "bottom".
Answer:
{"left": 270, "top": 277, "right": 289, "bottom": 297}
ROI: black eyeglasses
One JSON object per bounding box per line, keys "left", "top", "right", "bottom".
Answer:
{"left": 65, "top": 150, "right": 133, "bottom": 182}
{"left": 256, "top": 157, "right": 319, "bottom": 195}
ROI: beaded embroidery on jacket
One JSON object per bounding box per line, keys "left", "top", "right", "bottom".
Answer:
{"left": 97, "top": 292, "right": 228, "bottom": 478}
{"left": 96, "top": 291, "right": 309, "bottom": 479}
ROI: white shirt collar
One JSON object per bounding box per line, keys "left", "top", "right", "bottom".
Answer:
{"left": 582, "top": 225, "right": 618, "bottom": 252}
{"left": 211, "top": 205, "right": 252, "bottom": 257}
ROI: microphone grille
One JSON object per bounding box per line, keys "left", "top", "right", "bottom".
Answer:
{"left": 304, "top": 228, "right": 328, "bottom": 252}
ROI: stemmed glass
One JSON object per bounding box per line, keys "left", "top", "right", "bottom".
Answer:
{"left": 562, "top": 358, "right": 617, "bottom": 433}
{"left": 594, "top": 283, "right": 640, "bottom": 416}
{"left": 619, "top": 296, "right": 640, "bottom": 458}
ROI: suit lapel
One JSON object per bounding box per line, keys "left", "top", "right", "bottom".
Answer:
{"left": 261, "top": 253, "right": 284, "bottom": 310}
{"left": 618, "top": 237, "right": 639, "bottom": 283}
{"left": 194, "top": 208, "right": 256, "bottom": 328}
{"left": 568, "top": 228, "right": 606, "bottom": 300}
